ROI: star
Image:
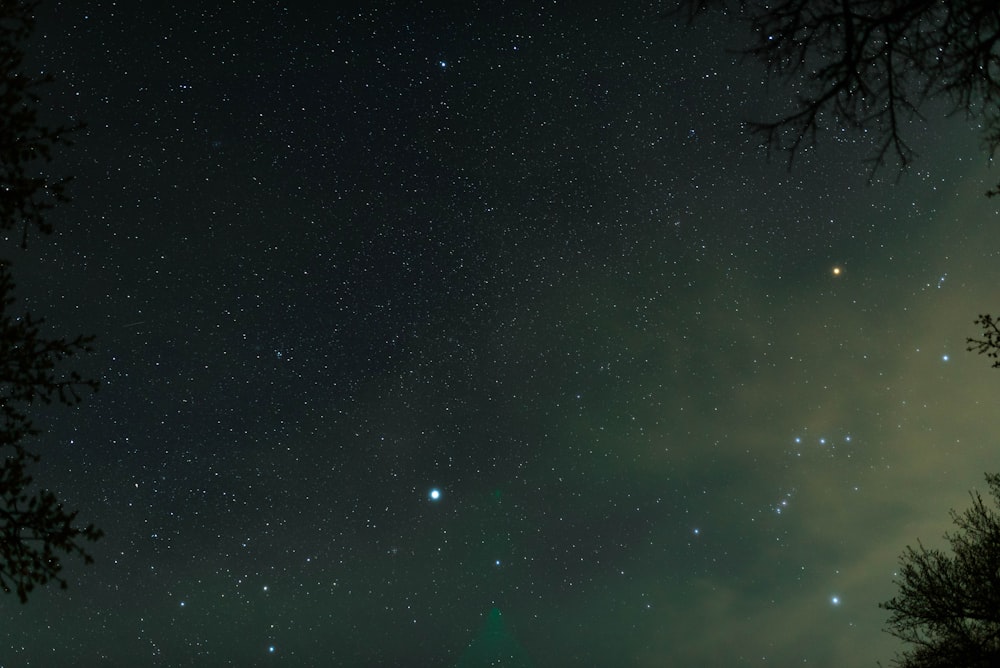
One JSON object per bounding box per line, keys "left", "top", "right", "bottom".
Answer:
{"left": 429, "top": 488, "right": 442, "bottom": 501}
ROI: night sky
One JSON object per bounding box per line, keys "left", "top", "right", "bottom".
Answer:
{"left": 4, "top": 1, "right": 1000, "bottom": 666}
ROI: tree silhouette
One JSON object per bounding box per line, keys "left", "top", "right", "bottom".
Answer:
{"left": 967, "top": 314, "right": 1000, "bottom": 368}
{"left": 880, "top": 473, "right": 1000, "bottom": 667}
{"left": 0, "top": 0, "right": 101, "bottom": 603}
{"left": 674, "top": 1, "right": 1000, "bottom": 192}
{"left": 675, "top": 3, "right": 1000, "bottom": 367}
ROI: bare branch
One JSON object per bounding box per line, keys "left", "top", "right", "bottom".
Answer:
{"left": 675, "top": 1, "right": 1000, "bottom": 180}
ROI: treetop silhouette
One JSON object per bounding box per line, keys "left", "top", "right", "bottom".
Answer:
{"left": 880, "top": 473, "right": 1000, "bottom": 667}
{"left": 674, "top": 1, "right": 1000, "bottom": 193}
{"left": 0, "top": 0, "right": 101, "bottom": 603}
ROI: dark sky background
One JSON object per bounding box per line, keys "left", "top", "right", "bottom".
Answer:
{"left": 3, "top": 1, "right": 1000, "bottom": 666}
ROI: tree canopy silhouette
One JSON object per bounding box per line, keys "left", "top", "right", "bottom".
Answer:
{"left": 674, "top": 1, "right": 1000, "bottom": 193}
{"left": 0, "top": 0, "right": 101, "bottom": 603}
{"left": 880, "top": 473, "right": 1000, "bottom": 667}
